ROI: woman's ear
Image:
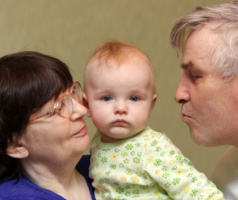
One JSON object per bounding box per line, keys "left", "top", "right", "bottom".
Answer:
{"left": 7, "top": 139, "right": 29, "bottom": 159}
{"left": 83, "top": 93, "right": 91, "bottom": 117}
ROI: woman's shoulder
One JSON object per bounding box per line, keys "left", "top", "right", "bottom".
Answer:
{"left": 0, "top": 176, "right": 33, "bottom": 198}
{"left": 78, "top": 154, "right": 91, "bottom": 166}
{"left": 76, "top": 154, "right": 91, "bottom": 175}
{"left": 0, "top": 176, "right": 65, "bottom": 200}
{"left": 76, "top": 154, "right": 95, "bottom": 200}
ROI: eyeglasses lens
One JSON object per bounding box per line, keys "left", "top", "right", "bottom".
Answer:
{"left": 56, "top": 83, "right": 82, "bottom": 118}
{"left": 58, "top": 95, "right": 72, "bottom": 118}
{"left": 72, "top": 84, "right": 82, "bottom": 103}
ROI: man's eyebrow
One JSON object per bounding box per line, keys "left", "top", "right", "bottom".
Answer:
{"left": 181, "top": 62, "right": 193, "bottom": 69}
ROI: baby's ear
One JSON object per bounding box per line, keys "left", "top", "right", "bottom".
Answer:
{"left": 150, "top": 94, "right": 157, "bottom": 114}
{"left": 83, "top": 93, "right": 91, "bottom": 117}
{"left": 7, "top": 137, "right": 29, "bottom": 159}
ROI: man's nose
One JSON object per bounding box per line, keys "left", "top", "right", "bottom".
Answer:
{"left": 114, "top": 101, "right": 128, "bottom": 114}
{"left": 174, "top": 75, "right": 190, "bottom": 104}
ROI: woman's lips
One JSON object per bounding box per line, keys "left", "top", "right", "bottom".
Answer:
{"left": 72, "top": 125, "right": 87, "bottom": 137}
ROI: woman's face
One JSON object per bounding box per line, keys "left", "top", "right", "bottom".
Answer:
{"left": 19, "top": 90, "right": 90, "bottom": 165}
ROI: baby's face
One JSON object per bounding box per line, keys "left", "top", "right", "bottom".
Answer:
{"left": 85, "top": 59, "right": 157, "bottom": 143}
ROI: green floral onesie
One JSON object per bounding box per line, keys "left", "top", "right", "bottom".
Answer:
{"left": 89, "top": 126, "right": 224, "bottom": 200}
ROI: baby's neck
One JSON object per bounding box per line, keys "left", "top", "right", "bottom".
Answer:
{"left": 99, "top": 127, "right": 145, "bottom": 143}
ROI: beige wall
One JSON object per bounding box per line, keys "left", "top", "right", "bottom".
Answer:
{"left": 1, "top": 0, "right": 228, "bottom": 177}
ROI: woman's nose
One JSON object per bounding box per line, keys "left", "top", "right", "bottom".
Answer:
{"left": 70, "top": 99, "right": 87, "bottom": 120}
{"left": 114, "top": 101, "right": 128, "bottom": 115}
{"left": 174, "top": 76, "right": 190, "bottom": 104}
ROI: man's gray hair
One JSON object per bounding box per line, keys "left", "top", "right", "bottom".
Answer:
{"left": 170, "top": 0, "right": 238, "bottom": 78}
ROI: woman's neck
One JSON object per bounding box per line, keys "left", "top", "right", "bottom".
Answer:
{"left": 20, "top": 156, "right": 92, "bottom": 200}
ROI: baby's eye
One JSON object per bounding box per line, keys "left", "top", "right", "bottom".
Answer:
{"left": 130, "top": 96, "right": 139, "bottom": 101}
{"left": 103, "top": 96, "right": 112, "bottom": 101}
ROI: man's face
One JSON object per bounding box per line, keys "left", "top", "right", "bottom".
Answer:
{"left": 174, "top": 23, "right": 238, "bottom": 147}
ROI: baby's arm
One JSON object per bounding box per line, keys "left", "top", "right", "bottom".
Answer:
{"left": 142, "top": 130, "right": 225, "bottom": 200}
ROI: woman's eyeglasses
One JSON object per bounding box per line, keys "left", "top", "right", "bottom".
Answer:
{"left": 29, "top": 82, "right": 83, "bottom": 122}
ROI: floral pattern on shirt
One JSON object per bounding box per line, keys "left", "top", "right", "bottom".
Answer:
{"left": 90, "top": 126, "right": 224, "bottom": 200}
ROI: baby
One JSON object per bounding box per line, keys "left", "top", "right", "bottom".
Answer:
{"left": 83, "top": 41, "right": 224, "bottom": 200}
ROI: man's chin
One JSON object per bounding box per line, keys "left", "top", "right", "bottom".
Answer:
{"left": 189, "top": 129, "right": 219, "bottom": 147}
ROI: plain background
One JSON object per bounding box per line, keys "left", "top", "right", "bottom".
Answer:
{"left": 1, "top": 0, "right": 229, "bottom": 178}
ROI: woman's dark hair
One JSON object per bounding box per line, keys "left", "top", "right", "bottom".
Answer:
{"left": 0, "top": 51, "right": 73, "bottom": 183}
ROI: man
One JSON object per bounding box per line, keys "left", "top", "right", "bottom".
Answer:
{"left": 170, "top": 1, "right": 238, "bottom": 199}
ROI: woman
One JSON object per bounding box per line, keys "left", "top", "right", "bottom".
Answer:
{"left": 0, "top": 51, "right": 95, "bottom": 200}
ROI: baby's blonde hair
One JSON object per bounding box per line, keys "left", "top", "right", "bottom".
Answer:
{"left": 84, "top": 40, "right": 155, "bottom": 92}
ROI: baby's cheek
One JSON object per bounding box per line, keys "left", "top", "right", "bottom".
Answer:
{"left": 134, "top": 111, "right": 150, "bottom": 125}
{"left": 91, "top": 112, "right": 107, "bottom": 130}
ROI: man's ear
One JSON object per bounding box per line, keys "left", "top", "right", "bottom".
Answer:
{"left": 7, "top": 139, "right": 29, "bottom": 159}
{"left": 150, "top": 94, "right": 157, "bottom": 114}
{"left": 83, "top": 93, "right": 91, "bottom": 117}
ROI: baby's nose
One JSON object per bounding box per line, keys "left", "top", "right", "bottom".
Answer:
{"left": 114, "top": 102, "right": 128, "bottom": 114}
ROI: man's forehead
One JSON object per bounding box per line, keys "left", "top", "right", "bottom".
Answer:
{"left": 185, "top": 21, "right": 221, "bottom": 47}
{"left": 182, "top": 23, "right": 221, "bottom": 62}
{"left": 179, "top": 22, "right": 238, "bottom": 79}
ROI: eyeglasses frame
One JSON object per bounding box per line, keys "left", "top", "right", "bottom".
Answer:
{"left": 29, "top": 81, "right": 83, "bottom": 122}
